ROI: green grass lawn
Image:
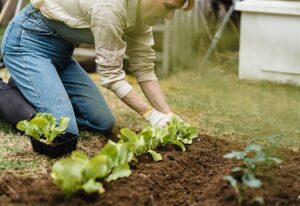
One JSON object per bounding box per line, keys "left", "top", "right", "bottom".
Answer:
{"left": 0, "top": 51, "right": 299, "bottom": 172}
{"left": 161, "top": 54, "right": 300, "bottom": 150}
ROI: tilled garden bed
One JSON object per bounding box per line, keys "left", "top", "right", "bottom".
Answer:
{"left": 0, "top": 134, "right": 299, "bottom": 206}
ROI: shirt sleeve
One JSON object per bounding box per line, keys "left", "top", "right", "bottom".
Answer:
{"left": 89, "top": 5, "right": 132, "bottom": 99}
{"left": 124, "top": 24, "right": 158, "bottom": 83}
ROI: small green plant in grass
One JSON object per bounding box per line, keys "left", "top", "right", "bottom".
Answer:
{"left": 16, "top": 112, "right": 70, "bottom": 144}
{"left": 51, "top": 116, "right": 198, "bottom": 196}
{"left": 223, "top": 143, "right": 282, "bottom": 205}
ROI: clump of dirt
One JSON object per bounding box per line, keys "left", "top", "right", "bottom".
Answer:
{"left": 0, "top": 134, "right": 299, "bottom": 206}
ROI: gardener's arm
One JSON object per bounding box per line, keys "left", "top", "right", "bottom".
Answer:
{"left": 89, "top": 8, "right": 174, "bottom": 126}
{"left": 124, "top": 25, "right": 171, "bottom": 114}
{"left": 121, "top": 88, "right": 174, "bottom": 127}
{"left": 120, "top": 80, "right": 171, "bottom": 115}
{"left": 89, "top": 9, "right": 156, "bottom": 113}
{"left": 138, "top": 80, "right": 171, "bottom": 114}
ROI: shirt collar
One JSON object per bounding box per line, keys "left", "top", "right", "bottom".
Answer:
{"left": 126, "top": 0, "right": 141, "bottom": 27}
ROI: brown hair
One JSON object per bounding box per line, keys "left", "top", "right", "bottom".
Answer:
{"left": 183, "top": 0, "right": 195, "bottom": 11}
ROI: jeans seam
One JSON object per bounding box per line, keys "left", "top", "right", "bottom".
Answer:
{"left": 15, "top": 16, "right": 50, "bottom": 113}
{"left": 2, "top": 17, "right": 48, "bottom": 113}
{"left": 18, "top": 47, "right": 50, "bottom": 114}
{"left": 72, "top": 96, "right": 87, "bottom": 120}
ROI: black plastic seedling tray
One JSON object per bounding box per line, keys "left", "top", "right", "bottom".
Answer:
{"left": 29, "top": 133, "right": 78, "bottom": 158}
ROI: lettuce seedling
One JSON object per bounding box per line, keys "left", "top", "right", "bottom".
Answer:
{"left": 224, "top": 173, "right": 262, "bottom": 205}
{"left": 17, "top": 112, "right": 70, "bottom": 144}
{"left": 224, "top": 144, "right": 282, "bottom": 174}
{"left": 51, "top": 152, "right": 95, "bottom": 195}
{"left": 52, "top": 141, "right": 134, "bottom": 195}
{"left": 223, "top": 143, "right": 282, "bottom": 205}
{"left": 148, "top": 116, "right": 198, "bottom": 153}
{"left": 159, "top": 117, "right": 197, "bottom": 148}
{"left": 118, "top": 128, "right": 162, "bottom": 161}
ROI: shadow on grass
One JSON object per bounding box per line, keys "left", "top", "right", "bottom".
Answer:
{"left": 0, "top": 117, "right": 18, "bottom": 135}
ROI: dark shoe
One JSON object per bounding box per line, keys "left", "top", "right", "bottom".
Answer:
{"left": 0, "top": 78, "right": 37, "bottom": 125}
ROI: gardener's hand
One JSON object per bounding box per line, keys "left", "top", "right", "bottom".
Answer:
{"left": 143, "top": 109, "right": 180, "bottom": 127}
{"left": 143, "top": 109, "right": 170, "bottom": 127}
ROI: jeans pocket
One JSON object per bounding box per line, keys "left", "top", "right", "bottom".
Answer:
{"left": 21, "top": 12, "right": 54, "bottom": 36}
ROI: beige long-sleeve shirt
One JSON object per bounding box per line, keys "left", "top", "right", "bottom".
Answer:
{"left": 30, "top": 0, "right": 157, "bottom": 99}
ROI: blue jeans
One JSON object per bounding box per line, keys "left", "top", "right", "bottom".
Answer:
{"left": 1, "top": 4, "right": 114, "bottom": 135}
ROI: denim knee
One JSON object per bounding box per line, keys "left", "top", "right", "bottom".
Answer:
{"left": 67, "top": 118, "right": 79, "bottom": 136}
{"left": 90, "top": 115, "right": 115, "bottom": 135}
{"left": 99, "top": 115, "right": 115, "bottom": 134}
{"left": 77, "top": 112, "right": 115, "bottom": 135}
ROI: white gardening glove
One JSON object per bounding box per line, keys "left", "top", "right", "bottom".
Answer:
{"left": 143, "top": 109, "right": 172, "bottom": 128}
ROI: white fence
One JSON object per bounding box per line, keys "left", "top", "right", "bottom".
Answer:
{"left": 155, "top": 0, "right": 218, "bottom": 76}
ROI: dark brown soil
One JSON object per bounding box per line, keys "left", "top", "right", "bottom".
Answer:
{"left": 0, "top": 134, "right": 299, "bottom": 206}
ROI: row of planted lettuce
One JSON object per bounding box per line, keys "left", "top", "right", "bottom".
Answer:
{"left": 16, "top": 113, "right": 198, "bottom": 196}
{"left": 16, "top": 112, "right": 284, "bottom": 205}
{"left": 52, "top": 117, "right": 198, "bottom": 195}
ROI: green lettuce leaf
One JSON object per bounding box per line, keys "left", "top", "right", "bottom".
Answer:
{"left": 84, "top": 155, "right": 110, "bottom": 179}
{"left": 147, "top": 149, "right": 163, "bottom": 161}
{"left": 106, "top": 163, "right": 132, "bottom": 182}
{"left": 16, "top": 113, "right": 70, "bottom": 144}
{"left": 51, "top": 152, "right": 89, "bottom": 195}
{"left": 82, "top": 179, "right": 105, "bottom": 194}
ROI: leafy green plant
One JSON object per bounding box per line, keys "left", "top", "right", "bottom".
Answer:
{"left": 223, "top": 173, "right": 263, "bottom": 205}
{"left": 51, "top": 116, "right": 198, "bottom": 196}
{"left": 118, "top": 128, "right": 162, "bottom": 161}
{"left": 224, "top": 144, "right": 282, "bottom": 173}
{"left": 153, "top": 117, "right": 198, "bottom": 149}
{"left": 51, "top": 140, "right": 134, "bottom": 196}
{"left": 118, "top": 116, "right": 197, "bottom": 160}
{"left": 223, "top": 143, "right": 282, "bottom": 205}
{"left": 16, "top": 113, "right": 70, "bottom": 144}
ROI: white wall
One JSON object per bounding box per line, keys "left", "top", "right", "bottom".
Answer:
{"left": 236, "top": 0, "right": 300, "bottom": 85}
